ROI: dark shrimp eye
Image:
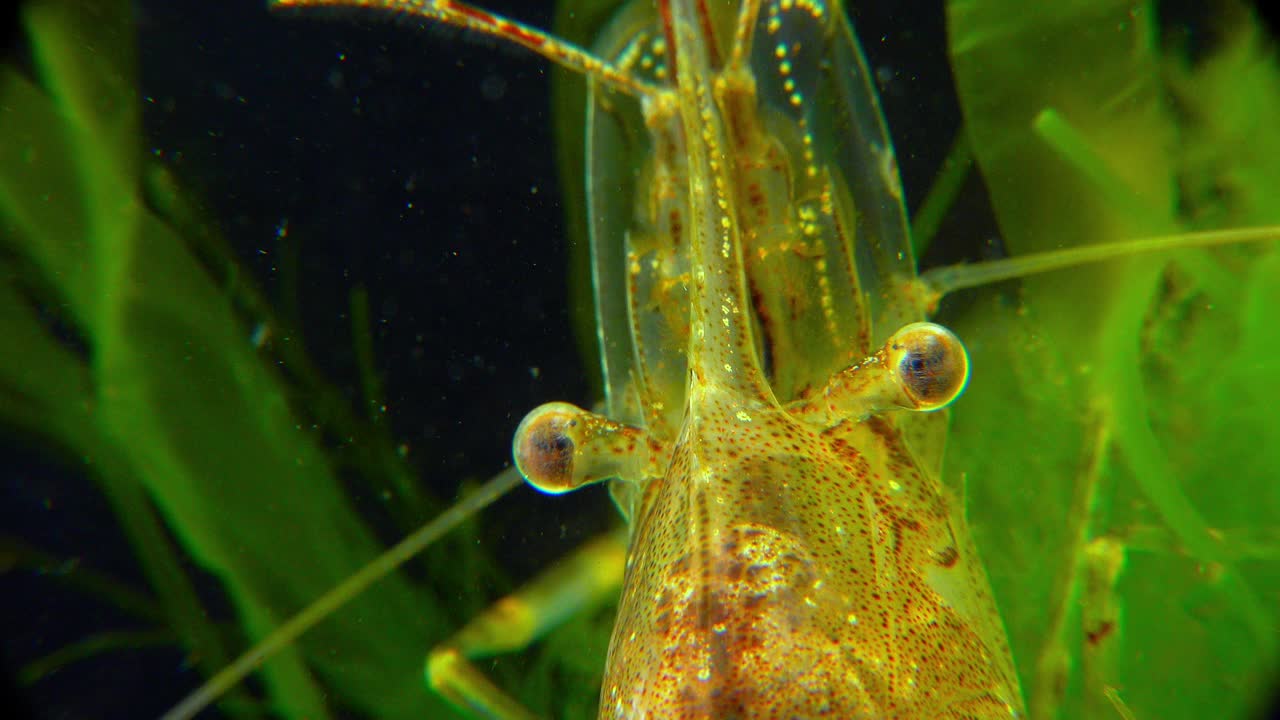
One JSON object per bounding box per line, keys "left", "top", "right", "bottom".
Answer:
{"left": 887, "top": 322, "right": 970, "bottom": 411}
{"left": 513, "top": 403, "right": 579, "bottom": 493}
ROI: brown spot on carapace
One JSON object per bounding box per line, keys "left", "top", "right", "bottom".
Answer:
{"left": 933, "top": 545, "right": 959, "bottom": 568}
{"left": 1086, "top": 620, "right": 1116, "bottom": 647}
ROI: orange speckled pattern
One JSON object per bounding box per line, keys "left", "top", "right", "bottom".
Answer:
{"left": 589, "top": 0, "right": 1024, "bottom": 717}
{"left": 599, "top": 397, "right": 1021, "bottom": 718}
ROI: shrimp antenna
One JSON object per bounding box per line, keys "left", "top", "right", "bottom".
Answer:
{"left": 272, "top": 0, "right": 664, "bottom": 100}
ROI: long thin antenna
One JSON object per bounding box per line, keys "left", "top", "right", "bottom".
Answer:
{"left": 920, "top": 225, "right": 1280, "bottom": 299}
{"left": 273, "top": 0, "right": 664, "bottom": 100}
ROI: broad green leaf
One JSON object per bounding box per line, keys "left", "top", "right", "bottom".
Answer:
{"left": 945, "top": 1, "right": 1279, "bottom": 717}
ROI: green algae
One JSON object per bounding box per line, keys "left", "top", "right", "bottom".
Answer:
{"left": 944, "top": 1, "right": 1280, "bottom": 717}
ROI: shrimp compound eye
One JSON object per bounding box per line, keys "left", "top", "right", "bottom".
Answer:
{"left": 886, "top": 322, "right": 970, "bottom": 411}
{"left": 513, "top": 402, "right": 581, "bottom": 494}
{"left": 513, "top": 402, "right": 650, "bottom": 494}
